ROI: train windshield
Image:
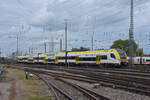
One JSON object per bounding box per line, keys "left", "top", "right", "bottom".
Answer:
{"left": 116, "top": 49, "right": 127, "bottom": 59}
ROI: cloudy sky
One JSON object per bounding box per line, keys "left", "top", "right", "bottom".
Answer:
{"left": 0, "top": 0, "right": 150, "bottom": 56}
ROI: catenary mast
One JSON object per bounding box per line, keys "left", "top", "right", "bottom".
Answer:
{"left": 129, "top": 0, "right": 134, "bottom": 66}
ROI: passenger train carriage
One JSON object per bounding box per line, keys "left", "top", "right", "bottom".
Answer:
{"left": 36, "top": 53, "right": 46, "bottom": 64}
{"left": 28, "top": 54, "right": 35, "bottom": 64}
{"left": 45, "top": 53, "right": 55, "bottom": 64}
{"left": 55, "top": 49, "right": 128, "bottom": 66}
{"left": 17, "top": 55, "right": 29, "bottom": 63}
{"left": 133, "top": 57, "right": 150, "bottom": 64}
{"left": 17, "top": 49, "right": 128, "bottom": 66}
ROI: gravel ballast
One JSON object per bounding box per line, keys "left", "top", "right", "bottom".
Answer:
{"left": 63, "top": 78, "right": 150, "bottom": 100}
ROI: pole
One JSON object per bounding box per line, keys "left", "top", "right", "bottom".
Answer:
{"left": 60, "top": 38, "right": 62, "bottom": 52}
{"left": 129, "top": 0, "right": 134, "bottom": 66}
{"left": 92, "top": 16, "right": 96, "bottom": 51}
{"left": 29, "top": 48, "right": 30, "bottom": 54}
{"left": 92, "top": 32, "right": 94, "bottom": 51}
{"left": 65, "top": 19, "right": 68, "bottom": 68}
{"left": 49, "top": 38, "right": 54, "bottom": 53}
{"left": 0, "top": 48, "right": 1, "bottom": 57}
{"left": 44, "top": 42, "right": 46, "bottom": 53}
{"left": 17, "top": 35, "right": 19, "bottom": 56}
{"left": 52, "top": 37, "right": 54, "bottom": 52}
{"left": 31, "top": 48, "right": 33, "bottom": 54}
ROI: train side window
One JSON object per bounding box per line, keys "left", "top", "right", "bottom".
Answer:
{"left": 110, "top": 53, "right": 116, "bottom": 59}
{"left": 101, "top": 55, "right": 107, "bottom": 60}
{"left": 146, "top": 59, "right": 150, "bottom": 61}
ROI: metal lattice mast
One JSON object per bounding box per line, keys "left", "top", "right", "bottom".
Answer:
{"left": 65, "top": 19, "right": 68, "bottom": 67}
{"left": 44, "top": 42, "right": 46, "bottom": 53}
{"left": 129, "top": 0, "right": 134, "bottom": 66}
{"left": 60, "top": 38, "right": 62, "bottom": 52}
{"left": 91, "top": 32, "right": 94, "bottom": 51}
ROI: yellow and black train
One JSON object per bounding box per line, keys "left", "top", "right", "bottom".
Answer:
{"left": 17, "top": 49, "right": 128, "bottom": 66}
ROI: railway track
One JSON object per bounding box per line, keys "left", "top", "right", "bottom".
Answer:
{"left": 31, "top": 71, "right": 110, "bottom": 100}
{"left": 19, "top": 64, "right": 150, "bottom": 86}
{"left": 29, "top": 68, "right": 150, "bottom": 96}
{"left": 35, "top": 74, "right": 75, "bottom": 100}
{"left": 8, "top": 65, "right": 110, "bottom": 100}
{"left": 14, "top": 63, "right": 150, "bottom": 74}
{"left": 7, "top": 64, "right": 150, "bottom": 97}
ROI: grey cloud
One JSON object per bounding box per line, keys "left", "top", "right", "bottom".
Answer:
{"left": 0, "top": 0, "right": 150, "bottom": 56}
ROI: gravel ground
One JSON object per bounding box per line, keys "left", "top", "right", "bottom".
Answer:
{"left": 0, "top": 70, "right": 21, "bottom": 100}
{"left": 43, "top": 75, "right": 89, "bottom": 100}
{"left": 63, "top": 78, "right": 150, "bottom": 100}
{"left": 0, "top": 82, "right": 11, "bottom": 100}
{"left": 9, "top": 72, "right": 21, "bottom": 100}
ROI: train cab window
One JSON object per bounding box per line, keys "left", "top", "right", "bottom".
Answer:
{"left": 110, "top": 53, "right": 116, "bottom": 59}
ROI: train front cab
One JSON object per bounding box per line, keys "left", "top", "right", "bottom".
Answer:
{"left": 114, "top": 49, "right": 128, "bottom": 66}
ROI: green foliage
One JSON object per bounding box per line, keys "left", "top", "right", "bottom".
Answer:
{"left": 110, "top": 39, "right": 138, "bottom": 56}
{"left": 71, "top": 48, "right": 80, "bottom": 52}
{"left": 71, "top": 46, "right": 90, "bottom": 52}
{"left": 143, "top": 54, "right": 150, "bottom": 57}
{"left": 136, "top": 48, "right": 144, "bottom": 56}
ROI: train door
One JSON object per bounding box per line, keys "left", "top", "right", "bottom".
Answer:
{"left": 33, "top": 57, "right": 35, "bottom": 64}
{"left": 143, "top": 58, "right": 145, "bottom": 64}
{"left": 96, "top": 55, "right": 100, "bottom": 64}
{"left": 43, "top": 56, "right": 46, "bottom": 64}
{"left": 140, "top": 57, "right": 142, "bottom": 64}
{"left": 76, "top": 56, "right": 79, "bottom": 64}
{"left": 27, "top": 58, "right": 29, "bottom": 63}
{"left": 55, "top": 56, "right": 58, "bottom": 64}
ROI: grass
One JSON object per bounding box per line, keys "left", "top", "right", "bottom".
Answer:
{"left": 26, "top": 96, "right": 51, "bottom": 100}
{"left": 8, "top": 68, "right": 52, "bottom": 100}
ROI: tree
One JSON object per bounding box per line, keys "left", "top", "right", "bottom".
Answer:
{"left": 136, "top": 48, "right": 144, "bottom": 56}
{"left": 71, "top": 46, "right": 90, "bottom": 52}
{"left": 71, "top": 48, "right": 79, "bottom": 52}
{"left": 144, "top": 54, "right": 150, "bottom": 57}
{"left": 110, "top": 39, "right": 138, "bottom": 56}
